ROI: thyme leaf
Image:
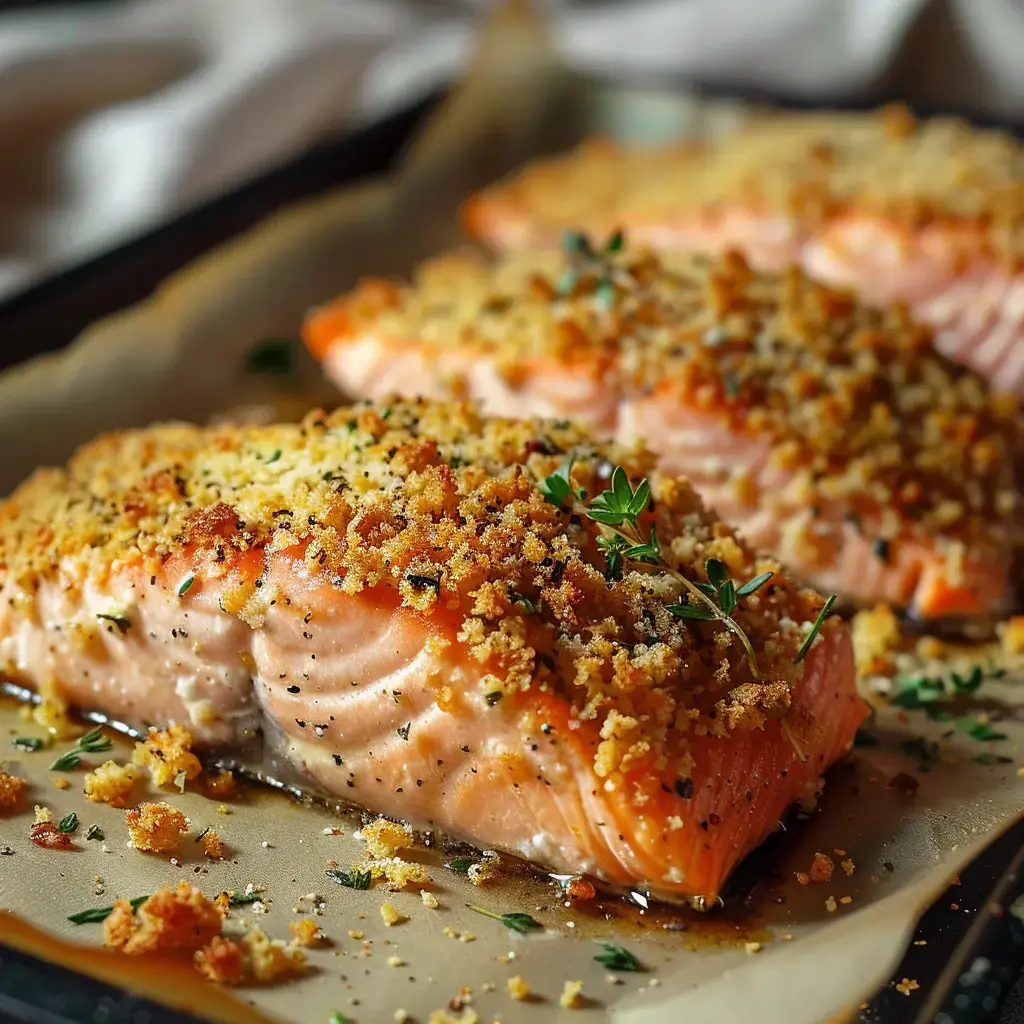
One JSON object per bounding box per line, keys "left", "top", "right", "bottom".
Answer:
{"left": 12, "top": 737, "right": 43, "bottom": 752}
{"left": 176, "top": 574, "right": 196, "bottom": 598}
{"left": 96, "top": 613, "right": 131, "bottom": 634}
{"left": 794, "top": 595, "right": 837, "bottom": 663}
{"left": 68, "top": 894, "right": 149, "bottom": 925}
{"left": 447, "top": 858, "right": 474, "bottom": 874}
{"left": 466, "top": 904, "right": 542, "bottom": 934}
{"left": 57, "top": 812, "right": 78, "bottom": 834}
{"left": 326, "top": 868, "right": 372, "bottom": 890}
{"left": 594, "top": 942, "right": 642, "bottom": 971}
{"left": 49, "top": 726, "right": 112, "bottom": 771}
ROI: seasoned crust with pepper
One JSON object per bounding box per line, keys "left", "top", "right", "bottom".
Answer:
{"left": 305, "top": 250, "right": 1021, "bottom": 557}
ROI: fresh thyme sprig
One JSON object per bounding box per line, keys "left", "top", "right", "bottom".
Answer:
{"left": 541, "top": 459, "right": 772, "bottom": 678}
{"left": 466, "top": 904, "right": 542, "bottom": 934}
{"left": 558, "top": 228, "right": 626, "bottom": 303}
{"left": 49, "top": 726, "right": 113, "bottom": 771}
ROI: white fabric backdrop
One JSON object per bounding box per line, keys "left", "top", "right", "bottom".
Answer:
{"left": 0, "top": 0, "right": 1022, "bottom": 301}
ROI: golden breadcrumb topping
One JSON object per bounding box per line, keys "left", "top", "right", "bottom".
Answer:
{"left": 194, "top": 935, "right": 246, "bottom": 984}
{"left": 83, "top": 761, "right": 137, "bottom": 807}
{"left": 560, "top": 979, "right": 584, "bottom": 1008}
{"left": 1000, "top": 617, "right": 1024, "bottom": 656}
{"left": 203, "top": 770, "right": 237, "bottom": 800}
{"left": 126, "top": 801, "right": 188, "bottom": 852}
{"left": 0, "top": 398, "right": 833, "bottom": 778}
{"left": 316, "top": 255, "right": 1019, "bottom": 553}
{"left": 380, "top": 902, "right": 407, "bottom": 927}
{"left": 132, "top": 726, "right": 202, "bottom": 789}
{"left": 851, "top": 604, "right": 901, "bottom": 677}
{"left": 361, "top": 817, "right": 414, "bottom": 859}
{"left": 468, "top": 106, "right": 1024, "bottom": 265}
{"left": 0, "top": 768, "right": 27, "bottom": 812}
{"left": 104, "top": 882, "right": 223, "bottom": 954}
{"left": 287, "top": 918, "right": 323, "bottom": 946}
{"left": 507, "top": 975, "right": 531, "bottom": 1000}
{"left": 242, "top": 927, "right": 306, "bottom": 982}
{"left": 201, "top": 829, "right": 225, "bottom": 859}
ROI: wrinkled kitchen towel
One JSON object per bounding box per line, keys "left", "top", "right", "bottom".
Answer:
{"left": 0, "top": 0, "right": 1022, "bottom": 300}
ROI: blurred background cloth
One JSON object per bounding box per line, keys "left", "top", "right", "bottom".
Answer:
{"left": 1, "top": 0, "right": 1023, "bottom": 302}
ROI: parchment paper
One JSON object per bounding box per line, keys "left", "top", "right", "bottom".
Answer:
{"left": 2, "top": 4, "right": 1024, "bottom": 1022}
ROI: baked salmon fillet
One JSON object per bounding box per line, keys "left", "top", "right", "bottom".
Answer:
{"left": 461, "top": 106, "right": 1024, "bottom": 395}
{"left": 304, "top": 246, "right": 1022, "bottom": 621}
{"left": 0, "top": 397, "right": 863, "bottom": 901}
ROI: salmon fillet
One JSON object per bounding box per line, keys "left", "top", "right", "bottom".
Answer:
{"left": 304, "top": 247, "right": 1022, "bottom": 621}
{"left": 461, "top": 106, "right": 1024, "bottom": 395}
{"left": 0, "top": 398, "right": 863, "bottom": 901}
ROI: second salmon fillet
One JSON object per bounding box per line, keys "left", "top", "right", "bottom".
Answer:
{"left": 304, "top": 246, "right": 1022, "bottom": 622}
{"left": 0, "top": 398, "right": 863, "bottom": 901}
{"left": 461, "top": 106, "right": 1024, "bottom": 395}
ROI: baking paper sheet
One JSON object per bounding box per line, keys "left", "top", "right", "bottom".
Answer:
{"left": 2, "top": 3, "right": 1024, "bottom": 1022}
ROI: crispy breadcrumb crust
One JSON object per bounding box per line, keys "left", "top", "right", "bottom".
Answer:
{"left": 104, "top": 882, "right": 223, "bottom": 954}
{"left": 201, "top": 829, "right": 225, "bottom": 860}
{"left": 310, "top": 256, "right": 1019, "bottom": 555}
{"left": 0, "top": 768, "right": 27, "bottom": 812}
{"left": 287, "top": 918, "right": 323, "bottom": 946}
{"left": 194, "top": 935, "right": 246, "bottom": 984}
{"left": 242, "top": 927, "right": 306, "bottom": 982}
{"left": 83, "top": 760, "right": 137, "bottom": 807}
{"left": 126, "top": 801, "right": 188, "bottom": 852}
{"left": 0, "top": 398, "right": 835, "bottom": 777}
{"left": 465, "top": 106, "right": 1024, "bottom": 267}
{"left": 132, "top": 726, "right": 202, "bottom": 788}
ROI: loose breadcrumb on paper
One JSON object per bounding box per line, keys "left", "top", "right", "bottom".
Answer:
{"left": 851, "top": 604, "right": 901, "bottom": 676}
{"left": 132, "top": 725, "right": 202, "bottom": 789}
{"left": 745, "top": 941, "right": 763, "bottom": 954}
{"left": 809, "top": 852, "right": 835, "bottom": 882}
{"left": 841, "top": 858, "right": 856, "bottom": 876}
{"left": 895, "top": 978, "right": 920, "bottom": 996}
{"left": 203, "top": 770, "right": 238, "bottom": 800}
{"left": 104, "top": 882, "right": 222, "bottom": 954}
{"left": 380, "top": 903, "right": 407, "bottom": 927}
{"left": 428, "top": 1010, "right": 479, "bottom": 1024}
{"left": 420, "top": 890, "right": 439, "bottom": 909}
{"left": 387, "top": 954, "right": 405, "bottom": 967}
{"left": 287, "top": 918, "right": 323, "bottom": 947}
{"left": 33, "top": 805, "right": 51, "bottom": 823}
{"left": 200, "top": 830, "right": 225, "bottom": 860}
{"left": 348, "top": 930, "right": 365, "bottom": 940}
{"left": 361, "top": 818, "right": 414, "bottom": 859}
{"left": 395, "top": 1011, "right": 409, "bottom": 1024}
{"left": 507, "top": 976, "right": 531, "bottom": 1001}
{"left": 125, "top": 801, "right": 188, "bottom": 852}
{"left": 560, "top": 979, "right": 584, "bottom": 1008}
{"left": 194, "top": 935, "right": 245, "bottom": 984}
{"left": 84, "top": 761, "right": 137, "bottom": 807}
{"left": 0, "top": 769, "right": 27, "bottom": 812}
{"left": 368, "top": 858, "right": 431, "bottom": 890}
{"left": 825, "top": 896, "right": 838, "bottom": 913}
{"left": 1000, "top": 617, "right": 1024, "bottom": 656}
{"left": 52, "top": 777, "right": 70, "bottom": 790}
{"left": 242, "top": 927, "right": 306, "bottom": 982}
{"left": 467, "top": 857, "right": 500, "bottom": 887}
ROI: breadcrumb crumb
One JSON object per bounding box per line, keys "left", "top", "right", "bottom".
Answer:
{"left": 201, "top": 830, "right": 225, "bottom": 860}
{"left": 428, "top": 1010, "right": 478, "bottom": 1024}
{"left": 287, "top": 918, "right": 323, "bottom": 947}
{"left": 194, "top": 936, "right": 245, "bottom": 984}
{"left": 132, "top": 726, "right": 202, "bottom": 789}
{"left": 125, "top": 801, "right": 188, "bottom": 853}
{"left": 387, "top": 954, "right": 405, "bottom": 967}
{"left": 1000, "top": 617, "right": 1024, "bottom": 656}
{"left": 242, "top": 926, "right": 306, "bottom": 982}
{"left": 841, "top": 858, "right": 856, "bottom": 876}
{"left": 52, "top": 777, "right": 70, "bottom": 790}
{"left": 467, "top": 856, "right": 500, "bottom": 887}
{"left": 84, "top": 761, "right": 137, "bottom": 807}
{"left": 851, "top": 604, "right": 900, "bottom": 676}
{"left": 33, "top": 804, "right": 51, "bottom": 823}
{"left": 368, "top": 858, "right": 430, "bottom": 890}
{"left": 361, "top": 818, "right": 413, "bottom": 859}
{"left": 203, "top": 770, "right": 238, "bottom": 800}
{"left": 895, "top": 978, "right": 920, "bottom": 996}
{"left": 380, "top": 903, "right": 407, "bottom": 927}
{"left": 104, "top": 882, "right": 222, "bottom": 954}
{"left": 507, "top": 975, "right": 531, "bottom": 1001}
{"left": 560, "top": 979, "right": 584, "bottom": 1008}
{"left": 825, "top": 896, "right": 838, "bottom": 913}
{"left": 420, "top": 890, "right": 439, "bottom": 909}
{"left": 809, "top": 852, "right": 835, "bottom": 882}
{"left": 0, "top": 769, "right": 27, "bottom": 812}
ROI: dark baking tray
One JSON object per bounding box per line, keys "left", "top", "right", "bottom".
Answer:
{"left": 1, "top": 84, "right": 1023, "bottom": 1024}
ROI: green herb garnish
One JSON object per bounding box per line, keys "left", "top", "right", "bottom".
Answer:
{"left": 326, "top": 868, "right": 372, "bottom": 890}
{"left": 466, "top": 904, "right": 542, "bottom": 934}
{"left": 246, "top": 338, "right": 296, "bottom": 375}
{"left": 226, "top": 891, "right": 262, "bottom": 906}
{"left": 594, "top": 942, "right": 642, "bottom": 971}
{"left": 85, "top": 824, "right": 104, "bottom": 841}
{"left": 957, "top": 718, "right": 1008, "bottom": 742}
{"left": 266, "top": 449, "right": 282, "bottom": 464}
{"left": 794, "top": 595, "right": 837, "bottom": 663}
{"left": 329, "top": 1013, "right": 349, "bottom": 1024}
{"left": 96, "top": 613, "right": 131, "bottom": 633}
{"left": 49, "top": 726, "right": 113, "bottom": 771}
{"left": 541, "top": 460, "right": 778, "bottom": 679}
{"left": 405, "top": 573, "right": 441, "bottom": 594}
{"left": 12, "top": 737, "right": 43, "bottom": 752}
{"left": 68, "top": 894, "right": 149, "bottom": 925}
{"left": 176, "top": 574, "right": 196, "bottom": 598}
{"left": 973, "top": 753, "right": 1013, "bottom": 765}
{"left": 57, "top": 812, "right": 78, "bottom": 834}
{"left": 447, "top": 858, "right": 474, "bottom": 874}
